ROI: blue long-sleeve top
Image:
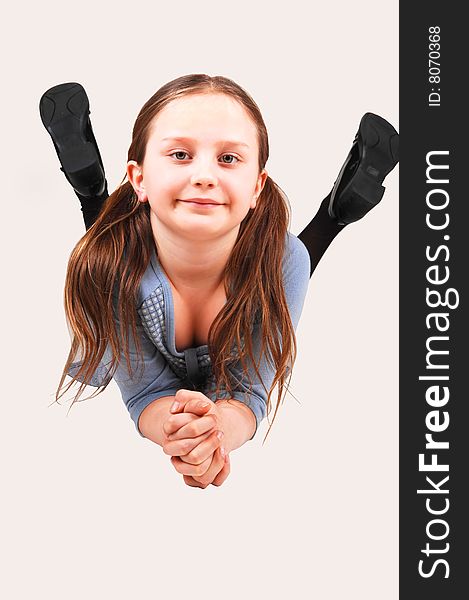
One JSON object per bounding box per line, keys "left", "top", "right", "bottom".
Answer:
{"left": 67, "top": 232, "right": 310, "bottom": 440}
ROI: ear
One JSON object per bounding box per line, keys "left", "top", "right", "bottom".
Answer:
{"left": 127, "top": 160, "right": 147, "bottom": 202}
{"left": 251, "top": 169, "right": 268, "bottom": 209}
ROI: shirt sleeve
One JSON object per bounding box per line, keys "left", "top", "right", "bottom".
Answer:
{"left": 67, "top": 311, "right": 185, "bottom": 437}
{"left": 207, "top": 232, "right": 311, "bottom": 440}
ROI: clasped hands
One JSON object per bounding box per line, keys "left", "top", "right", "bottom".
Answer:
{"left": 161, "top": 389, "right": 230, "bottom": 488}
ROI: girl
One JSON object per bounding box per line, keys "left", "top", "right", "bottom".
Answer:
{"left": 41, "top": 75, "right": 399, "bottom": 489}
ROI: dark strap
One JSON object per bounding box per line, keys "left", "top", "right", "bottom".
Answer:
{"left": 183, "top": 348, "right": 205, "bottom": 388}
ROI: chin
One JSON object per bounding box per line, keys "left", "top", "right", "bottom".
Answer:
{"left": 177, "top": 220, "right": 224, "bottom": 235}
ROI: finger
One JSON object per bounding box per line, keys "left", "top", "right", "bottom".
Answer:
{"left": 176, "top": 430, "right": 224, "bottom": 464}
{"left": 193, "top": 450, "right": 230, "bottom": 486}
{"left": 170, "top": 389, "right": 210, "bottom": 414}
{"left": 167, "top": 414, "right": 217, "bottom": 441}
{"left": 162, "top": 429, "right": 213, "bottom": 457}
{"left": 182, "top": 397, "right": 216, "bottom": 417}
{"left": 210, "top": 453, "right": 231, "bottom": 487}
{"left": 170, "top": 454, "right": 212, "bottom": 477}
{"left": 183, "top": 475, "right": 208, "bottom": 489}
{"left": 162, "top": 413, "right": 198, "bottom": 437}
{"left": 191, "top": 447, "right": 226, "bottom": 487}
{"left": 193, "top": 449, "right": 223, "bottom": 486}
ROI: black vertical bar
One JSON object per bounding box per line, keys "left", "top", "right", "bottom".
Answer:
{"left": 400, "top": 3, "right": 468, "bottom": 597}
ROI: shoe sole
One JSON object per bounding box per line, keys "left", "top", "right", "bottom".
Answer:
{"left": 39, "top": 82, "right": 105, "bottom": 194}
{"left": 328, "top": 112, "right": 399, "bottom": 223}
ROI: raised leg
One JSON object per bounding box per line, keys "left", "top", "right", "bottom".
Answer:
{"left": 298, "top": 193, "right": 346, "bottom": 279}
{"left": 76, "top": 187, "right": 108, "bottom": 230}
{"left": 299, "top": 112, "right": 399, "bottom": 278}
{"left": 39, "top": 82, "right": 109, "bottom": 231}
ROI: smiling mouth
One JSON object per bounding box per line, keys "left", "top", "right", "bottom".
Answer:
{"left": 178, "top": 200, "right": 222, "bottom": 207}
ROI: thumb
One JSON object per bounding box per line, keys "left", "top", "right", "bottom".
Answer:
{"left": 182, "top": 397, "right": 215, "bottom": 418}
{"left": 169, "top": 389, "right": 212, "bottom": 415}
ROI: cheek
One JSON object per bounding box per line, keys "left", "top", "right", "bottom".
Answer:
{"left": 146, "top": 168, "right": 178, "bottom": 196}
{"left": 237, "top": 180, "right": 257, "bottom": 205}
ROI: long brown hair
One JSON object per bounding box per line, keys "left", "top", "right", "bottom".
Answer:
{"left": 55, "top": 74, "right": 297, "bottom": 442}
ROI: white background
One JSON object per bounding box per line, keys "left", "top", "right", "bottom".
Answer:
{"left": 1, "top": 1, "right": 398, "bottom": 598}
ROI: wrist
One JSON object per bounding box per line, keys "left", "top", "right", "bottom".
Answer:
{"left": 138, "top": 396, "right": 176, "bottom": 446}
{"left": 215, "top": 399, "right": 257, "bottom": 452}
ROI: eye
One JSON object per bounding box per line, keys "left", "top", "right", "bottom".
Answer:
{"left": 220, "top": 154, "right": 239, "bottom": 164}
{"left": 170, "top": 151, "right": 190, "bottom": 161}
{"left": 169, "top": 151, "right": 240, "bottom": 164}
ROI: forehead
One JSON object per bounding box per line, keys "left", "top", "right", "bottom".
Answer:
{"left": 148, "top": 93, "right": 257, "bottom": 147}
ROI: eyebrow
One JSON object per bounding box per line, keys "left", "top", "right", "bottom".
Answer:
{"left": 161, "top": 136, "right": 250, "bottom": 148}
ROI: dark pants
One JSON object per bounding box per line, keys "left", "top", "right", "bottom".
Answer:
{"left": 79, "top": 190, "right": 345, "bottom": 279}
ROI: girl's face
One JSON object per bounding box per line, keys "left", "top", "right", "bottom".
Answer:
{"left": 128, "top": 93, "right": 267, "bottom": 242}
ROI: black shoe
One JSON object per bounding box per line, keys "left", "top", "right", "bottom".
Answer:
{"left": 328, "top": 112, "right": 399, "bottom": 225}
{"left": 39, "top": 82, "right": 107, "bottom": 198}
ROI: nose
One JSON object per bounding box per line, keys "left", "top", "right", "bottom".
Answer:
{"left": 190, "top": 160, "right": 218, "bottom": 188}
